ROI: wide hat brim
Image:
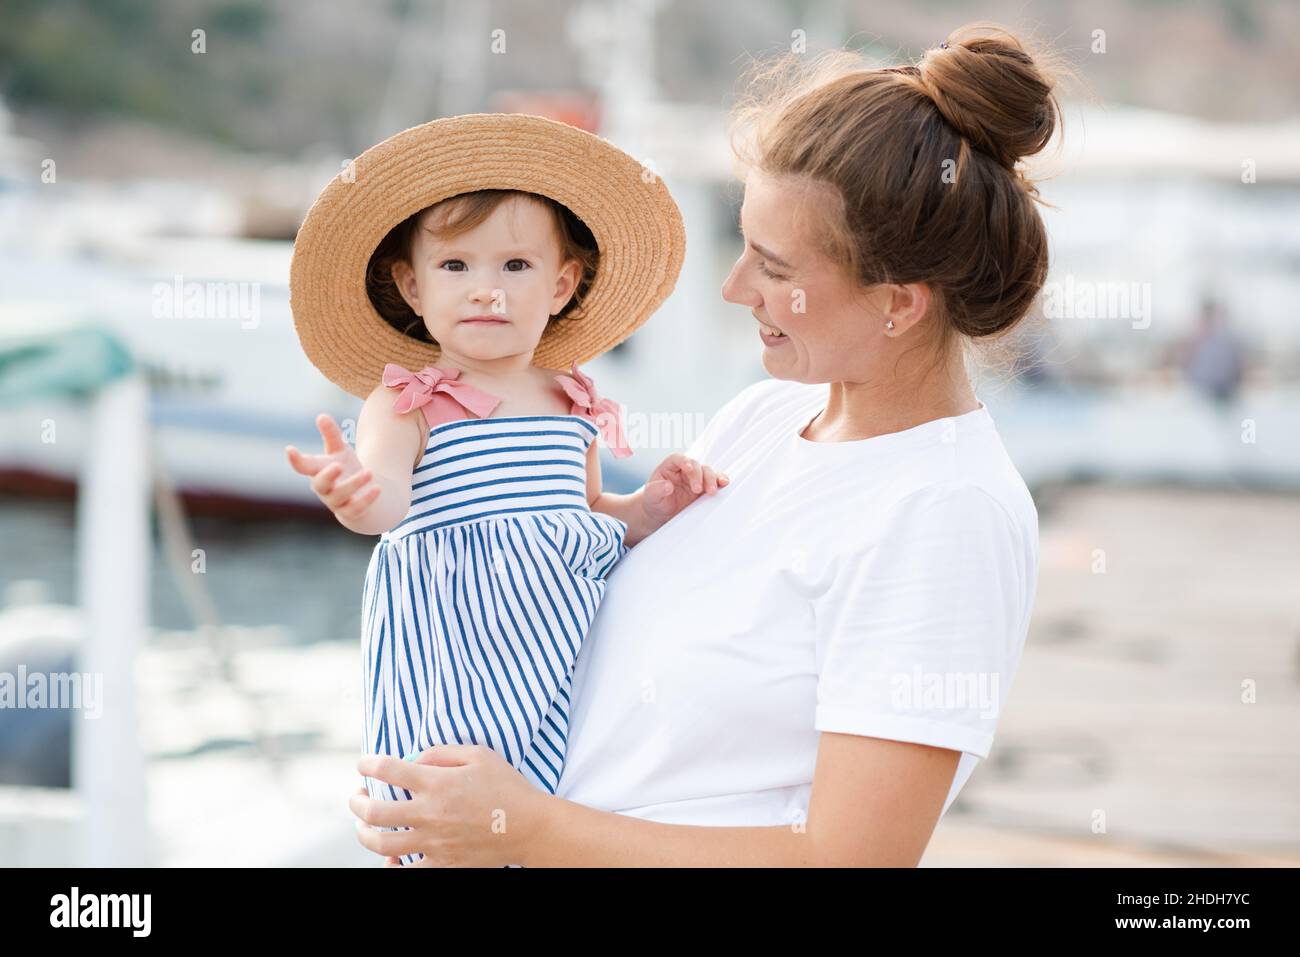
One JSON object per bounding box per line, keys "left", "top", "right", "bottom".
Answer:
{"left": 289, "top": 112, "right": 686, "bottom": 399}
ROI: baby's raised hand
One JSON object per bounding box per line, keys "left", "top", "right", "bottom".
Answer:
{"left": 640, "top": 452, "right": 729, "bottom": 530}
{"left": 286, "top": 414, "right": 382, "bottom": 525}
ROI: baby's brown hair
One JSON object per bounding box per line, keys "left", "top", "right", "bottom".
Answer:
{"left": 366, "top": 189, "right": 599, "bottom": 345}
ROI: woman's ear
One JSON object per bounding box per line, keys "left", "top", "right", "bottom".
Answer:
{"left": 881, "top": 282, "right": 932, "bottom": 336}
{"left": 550, "top": 257, "right": 582, "bottom": 316}
{"left": 391, "top": 259, "right": 422, "bottom": 317}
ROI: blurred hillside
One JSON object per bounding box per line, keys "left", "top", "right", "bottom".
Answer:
{"left": 2, "top": 0, "right": 1298, "bottom": 165}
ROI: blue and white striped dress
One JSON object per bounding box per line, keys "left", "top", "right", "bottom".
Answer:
{"left": 359, "top": 413, "right": 629, "bottom": 865}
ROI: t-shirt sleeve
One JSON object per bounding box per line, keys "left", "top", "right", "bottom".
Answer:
{"left": 813, "top": 482, "right": 1032, "bottom": 759}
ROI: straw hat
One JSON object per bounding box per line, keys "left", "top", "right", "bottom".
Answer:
{"left": 289, "top": 112, "right": 686, "bottom": 398}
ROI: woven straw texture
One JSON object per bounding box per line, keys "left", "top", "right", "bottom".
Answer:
{"left": 289, "top": 113, "right": 686, "bottom": 398}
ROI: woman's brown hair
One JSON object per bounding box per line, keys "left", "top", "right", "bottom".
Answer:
{"left": 365, "top": 190, "right": 600, "bottom": 345}
{"left": 730, "top": 23, "right": 1064, "bottom": 366}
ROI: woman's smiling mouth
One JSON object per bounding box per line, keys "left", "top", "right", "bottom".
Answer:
{"left": 757, "top": 319, "right": 788, "bottom": 346}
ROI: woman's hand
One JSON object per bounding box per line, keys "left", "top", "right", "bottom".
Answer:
{"left": 639, "top": 452, "right": 729, "bottom": 530}
{"left": 349, "top": 744, "right": 548, "bottom": 867}
{"left": 286, "top": 414, "right": 383, "bottom": 526}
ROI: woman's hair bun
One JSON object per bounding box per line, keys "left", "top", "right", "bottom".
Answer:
{"left": 918, "top": 25, "right": 1059, "bottom": 170}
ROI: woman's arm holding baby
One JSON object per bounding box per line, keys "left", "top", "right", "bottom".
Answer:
{"left": 517, "top": 733, "right": 957, "bottom": 866}
{"left": 351, "top": 731, "right": 958, "bottom": 866}
{"left": 586, "top": 443, "right": 729, "bottom": 547}
{"left": 285, "top": 385, "right": 424, "bottom": 536}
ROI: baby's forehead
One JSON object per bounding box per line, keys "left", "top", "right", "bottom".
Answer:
{"left": 418, "top": 194, "right": 559, "bottom": 249}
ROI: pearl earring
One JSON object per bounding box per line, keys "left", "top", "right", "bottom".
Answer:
{"left": 885, "top": 320, "right": 895, "bottom": 331}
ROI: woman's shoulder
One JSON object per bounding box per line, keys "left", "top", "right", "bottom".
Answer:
{"left": 680, "top": 377, "right": 820, "bottom": 462}
{"left": 891, "top": 477, "right": 1028, "bottom": 522}
{"left": 880, "top": 405, "right": 1039, "bottom": 541}
{"left": 875, "top": 477, "right": 1038, "bottom": 563}
{"left": 709, "top": 376, "right": 819, "bottom": 433}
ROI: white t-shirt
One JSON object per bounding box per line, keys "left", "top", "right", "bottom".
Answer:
{"left": 556, "top": 377, "right": 1039, "bottom": 827}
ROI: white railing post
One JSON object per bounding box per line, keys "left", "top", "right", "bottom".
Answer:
{"left": 72, "top": 371, "right": 151, "bottom": 866}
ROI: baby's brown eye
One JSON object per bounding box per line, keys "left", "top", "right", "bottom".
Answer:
{"left": 439, "top": 260, "right": 466, "bottom": 271}
{"left": 505, "top": 259, "right": 530, "bottom": 272}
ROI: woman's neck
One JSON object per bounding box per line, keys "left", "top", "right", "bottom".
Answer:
{"left": 801, "top": 360, "right": 980, "bottom": 443}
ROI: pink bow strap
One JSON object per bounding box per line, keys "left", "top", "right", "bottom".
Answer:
{"left": 554, "top": 360, "right": 632, "bottom": 458}
{"left": 382, "top": 363, "right": 502, "bottom": 430}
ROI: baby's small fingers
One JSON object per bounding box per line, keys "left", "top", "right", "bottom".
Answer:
{"left": 325, "top": 468, "right": 372, "bottom": 509}
{"left": 313, "top": 463, "right": 343, "bottom": 494}
{"left": 681, "top": 458, "right": 702, "bottom": 494}
{"left": 701, "top": 466, "right": 718, "bottom": 495}
{"left": 338, "top": 484, "right": 381, "bottom": 521}
{"left": 310, "top": 461, "right": 344, "bottom": 496}
{"left": 286, "top": 446, "right": 323, "bottom": 477}
{"left": 317, "top": 414, "right": 349, "bottom": 454}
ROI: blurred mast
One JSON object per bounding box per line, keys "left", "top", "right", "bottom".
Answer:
{"left": 373, "top": 0, "right": 490, "bottom": 142}
{"left": 568, "top": 0, "right": 727, "bottom": 401}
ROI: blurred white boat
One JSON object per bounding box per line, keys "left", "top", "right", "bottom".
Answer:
{"left": 0, "top": 584, "right": 375, "bottom": 867}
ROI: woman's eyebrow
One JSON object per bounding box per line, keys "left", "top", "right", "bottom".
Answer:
{"left": 750, "top": 240, "right": 794, "bottom": 270}
{"left": 738, "top": 207, "right": 794, "bottom": 269}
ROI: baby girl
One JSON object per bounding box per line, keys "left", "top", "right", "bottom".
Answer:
{"left": 285, "top": 114, "right": 726, "bottom": 865}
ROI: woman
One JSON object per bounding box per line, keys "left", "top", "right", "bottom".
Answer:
{"left": 349, "top": 23, "right": 1055, "bottom": 866}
